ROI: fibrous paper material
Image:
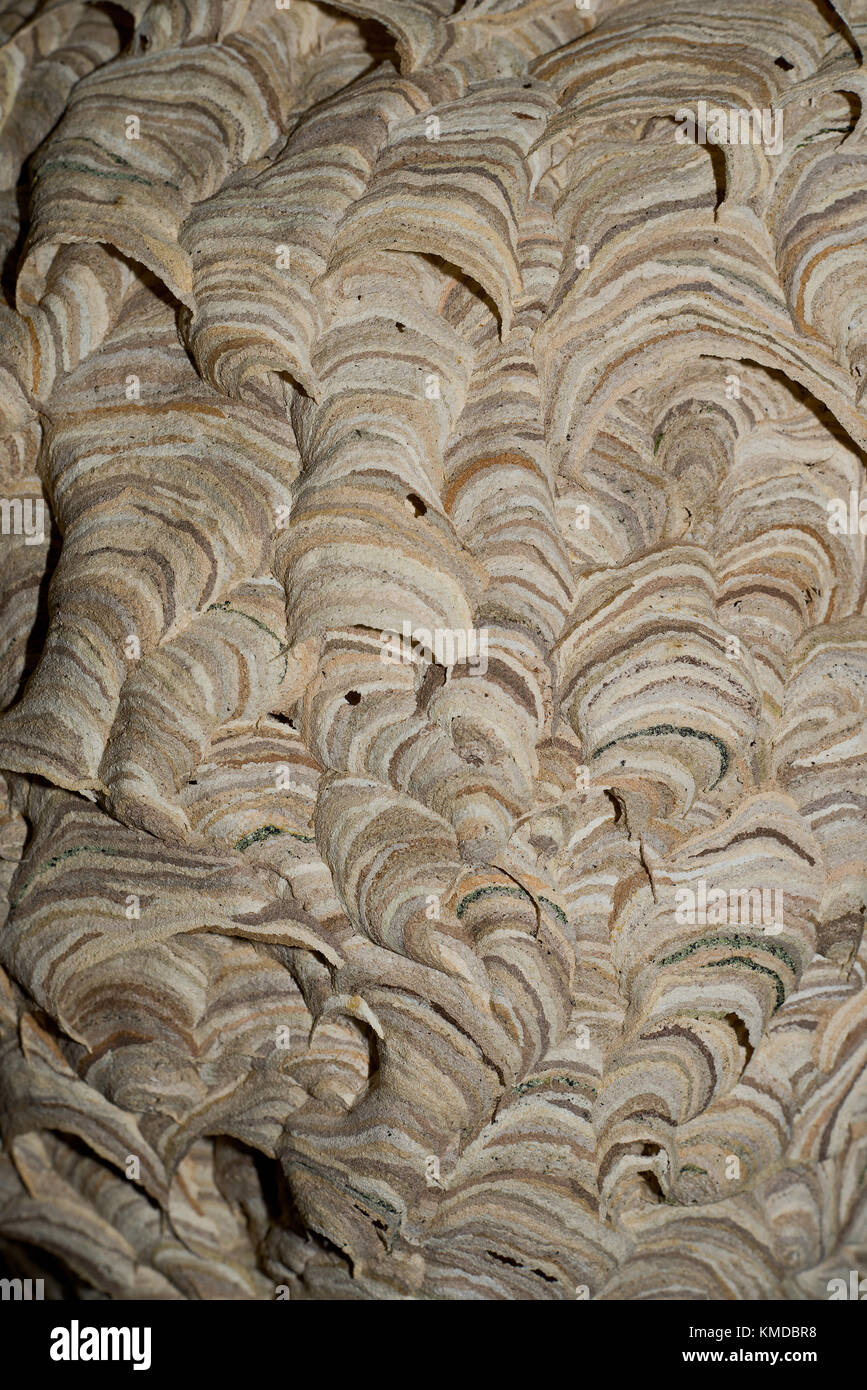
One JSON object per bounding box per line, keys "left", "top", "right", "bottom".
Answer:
{"left": 0, "top": 0, "right": 865, "bottom": 1301}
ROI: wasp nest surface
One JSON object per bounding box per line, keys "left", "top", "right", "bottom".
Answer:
{"left": 0, "top": 0, "right": 865, "bottom": 1302}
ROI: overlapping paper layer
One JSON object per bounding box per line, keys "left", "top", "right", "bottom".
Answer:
{"left": 0, "top": 0, "right": 865, "bottom": 1299}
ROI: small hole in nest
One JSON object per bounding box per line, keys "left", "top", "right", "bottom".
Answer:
{"left": 487, "top": 1250, "right": 523, "bottom": 1268}
{"left": 774, "top": 55, "right": 794, "bottom": 70}
{"left": 405, "top": 492, "right": 427, "bottom": 516}
{"left": 396, "top": 322, "right": 406, "bottom": 332}
{"left": 642, "top": 1169, "right": 665, "bottom": 1201}
{"left": 345, "top": 690, "right": 361, "bottom": 705}
{"left": 724, "top": 1011, "right": 754, "bottom": 1064}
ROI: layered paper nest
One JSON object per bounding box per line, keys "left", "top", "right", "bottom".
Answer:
{"left": 0, "top": 0, "right": 865, "bottom": 1300}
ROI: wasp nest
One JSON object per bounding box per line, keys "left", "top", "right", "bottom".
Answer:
{"left": 0, "top": 0, "right": 865, "bottom": 1301}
